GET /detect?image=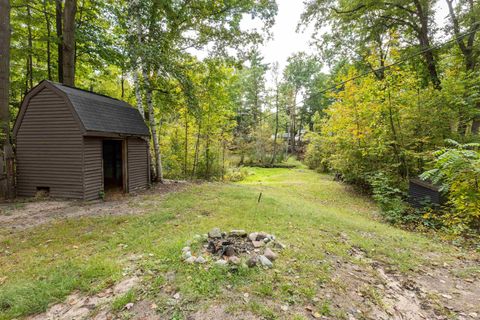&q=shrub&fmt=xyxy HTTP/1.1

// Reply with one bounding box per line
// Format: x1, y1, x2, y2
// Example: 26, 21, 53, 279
369, 172, 408, 224
223, 166, 250, 182
420, 139, 480, 235
304, 132, 328, 172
